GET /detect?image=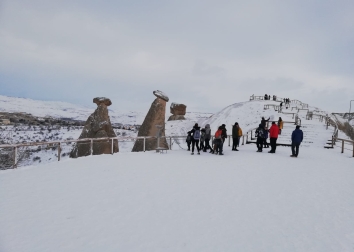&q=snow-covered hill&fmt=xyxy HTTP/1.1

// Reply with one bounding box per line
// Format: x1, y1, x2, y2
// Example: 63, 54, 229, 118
0, 95, 144, 125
